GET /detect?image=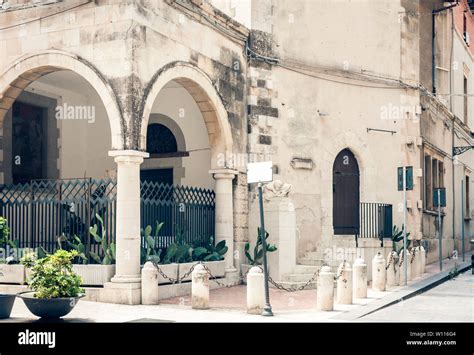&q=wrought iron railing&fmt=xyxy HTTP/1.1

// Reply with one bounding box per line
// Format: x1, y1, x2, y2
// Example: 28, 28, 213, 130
358, 202, 393, 246
0, 178, 215, 257
140, 181, 215, 249
0, 178, 117, 255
